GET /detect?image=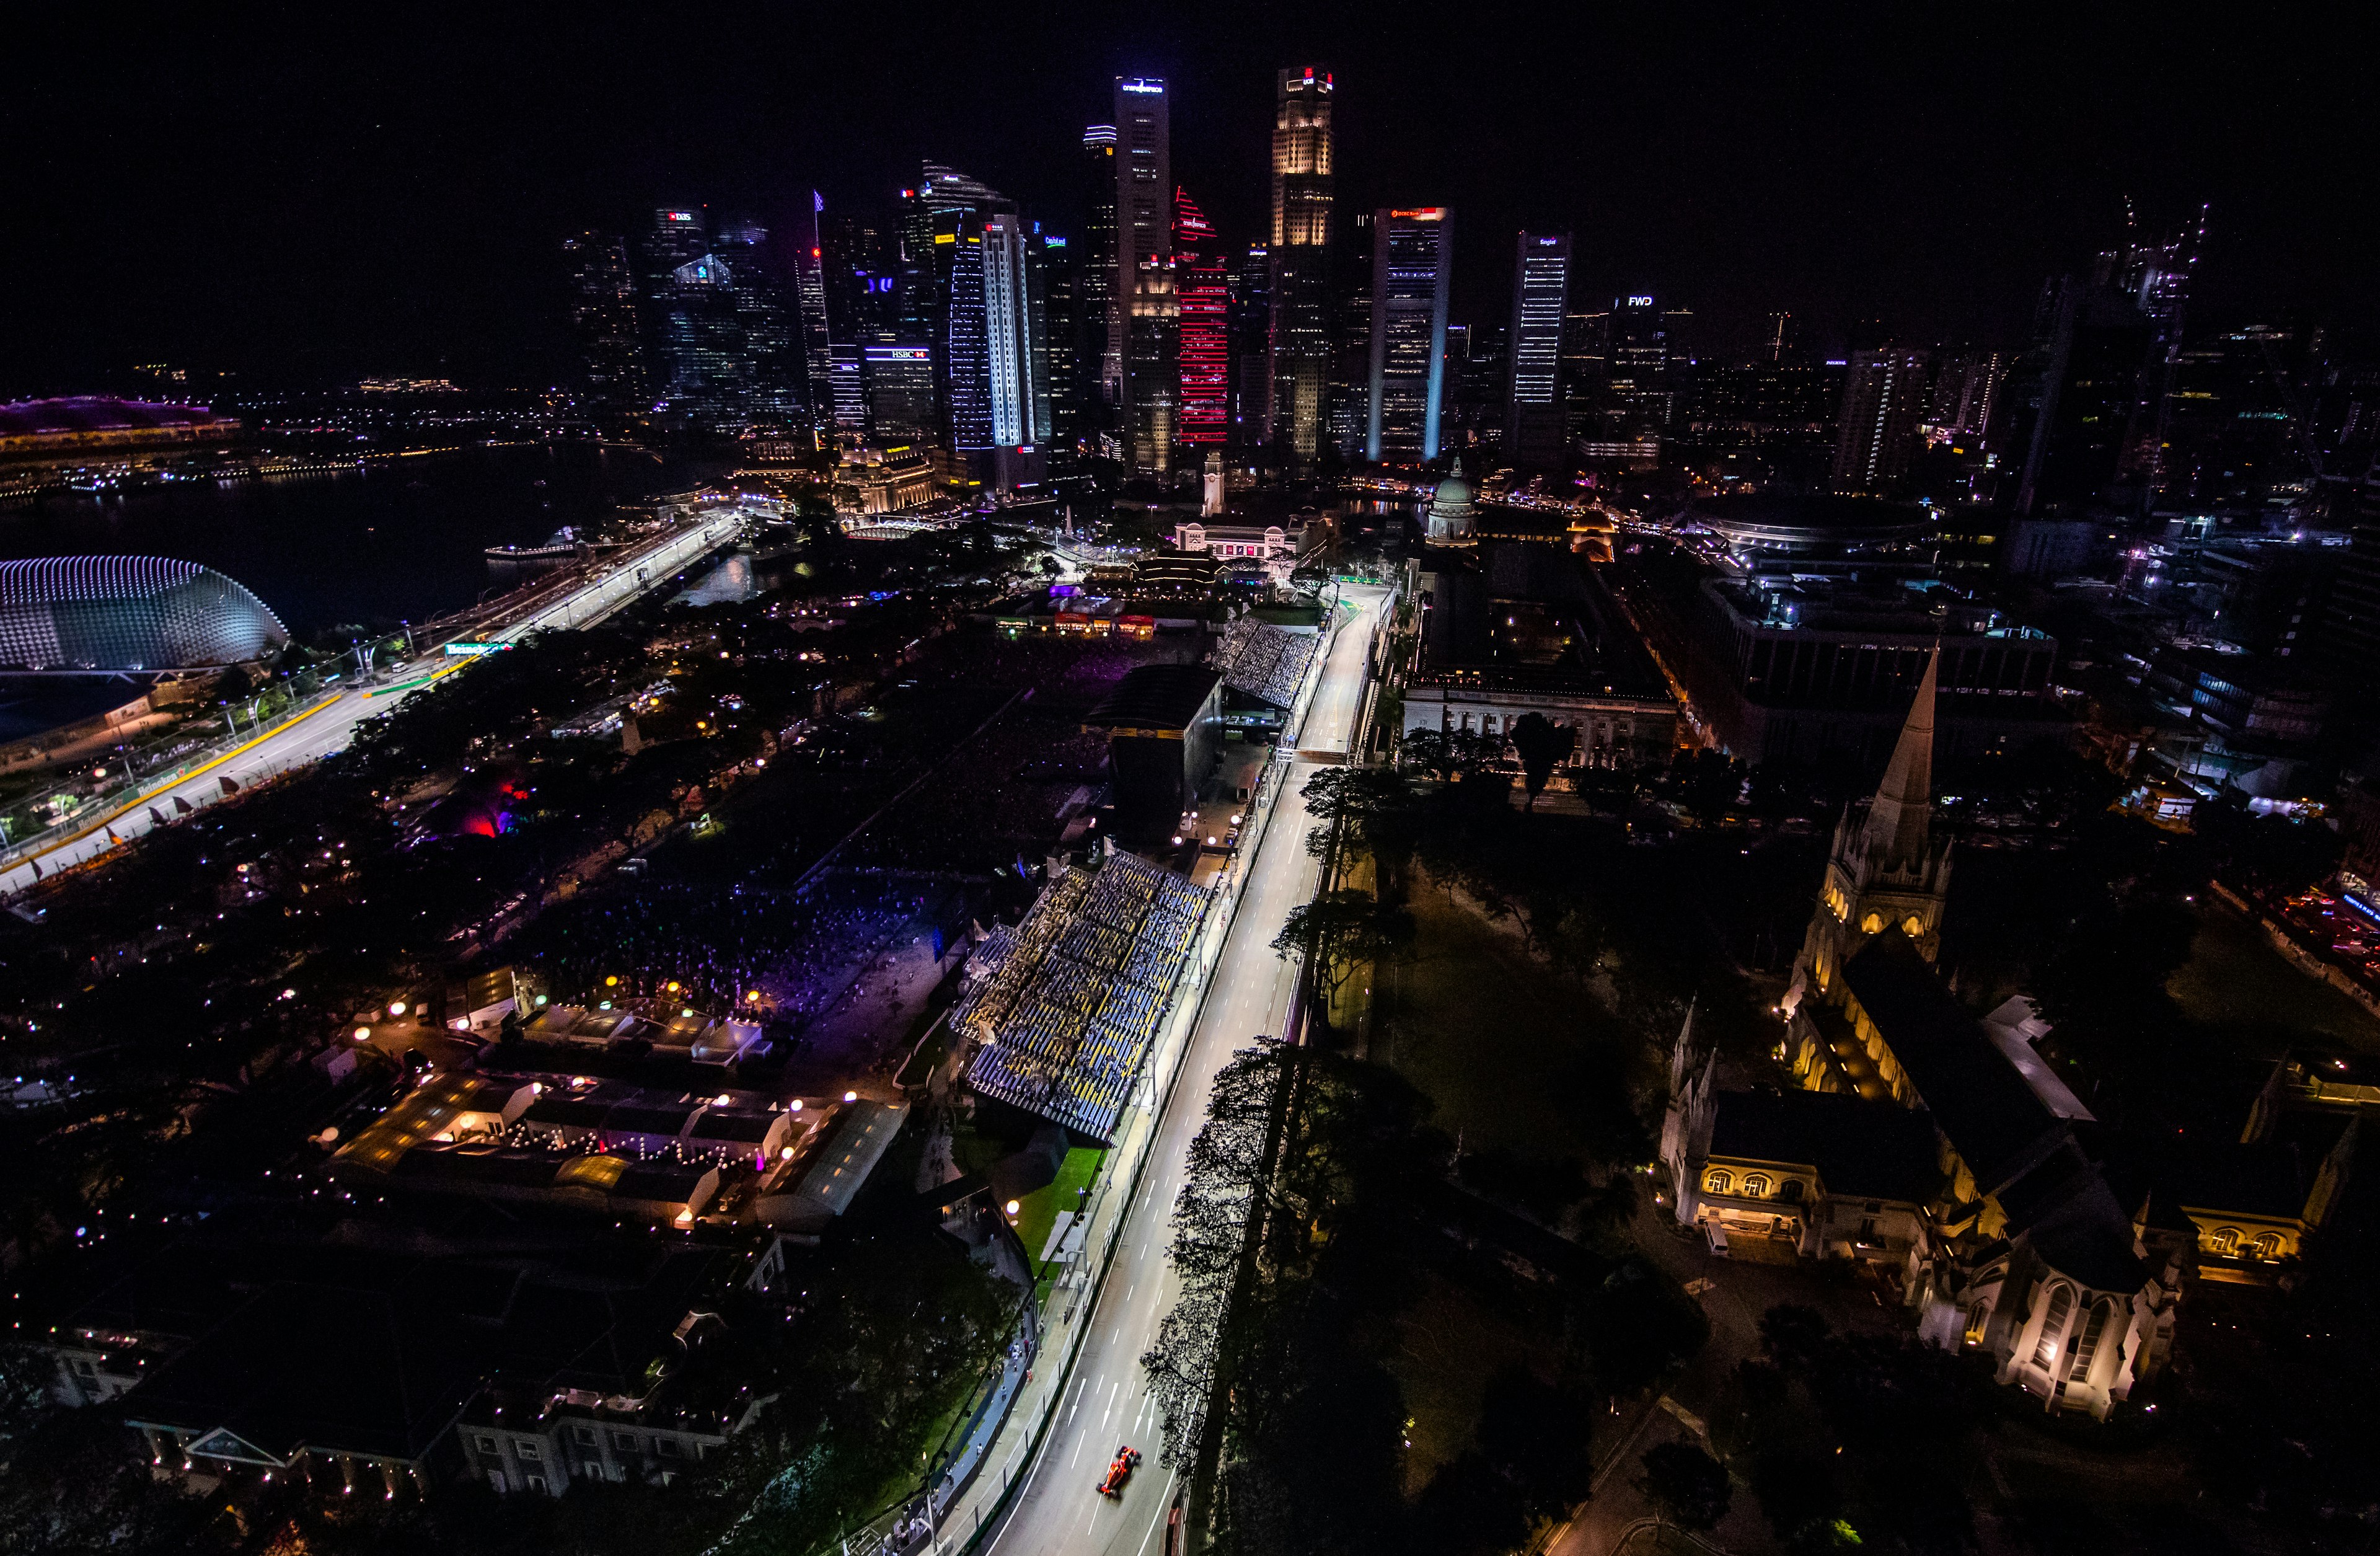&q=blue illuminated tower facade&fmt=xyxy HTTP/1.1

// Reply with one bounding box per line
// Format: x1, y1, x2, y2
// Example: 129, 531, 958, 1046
1366, 207, 1452, 463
